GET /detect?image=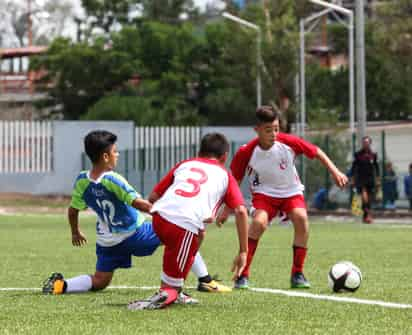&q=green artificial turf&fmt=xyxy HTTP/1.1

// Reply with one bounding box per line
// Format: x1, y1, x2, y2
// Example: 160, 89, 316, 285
0, 213, 411, 335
